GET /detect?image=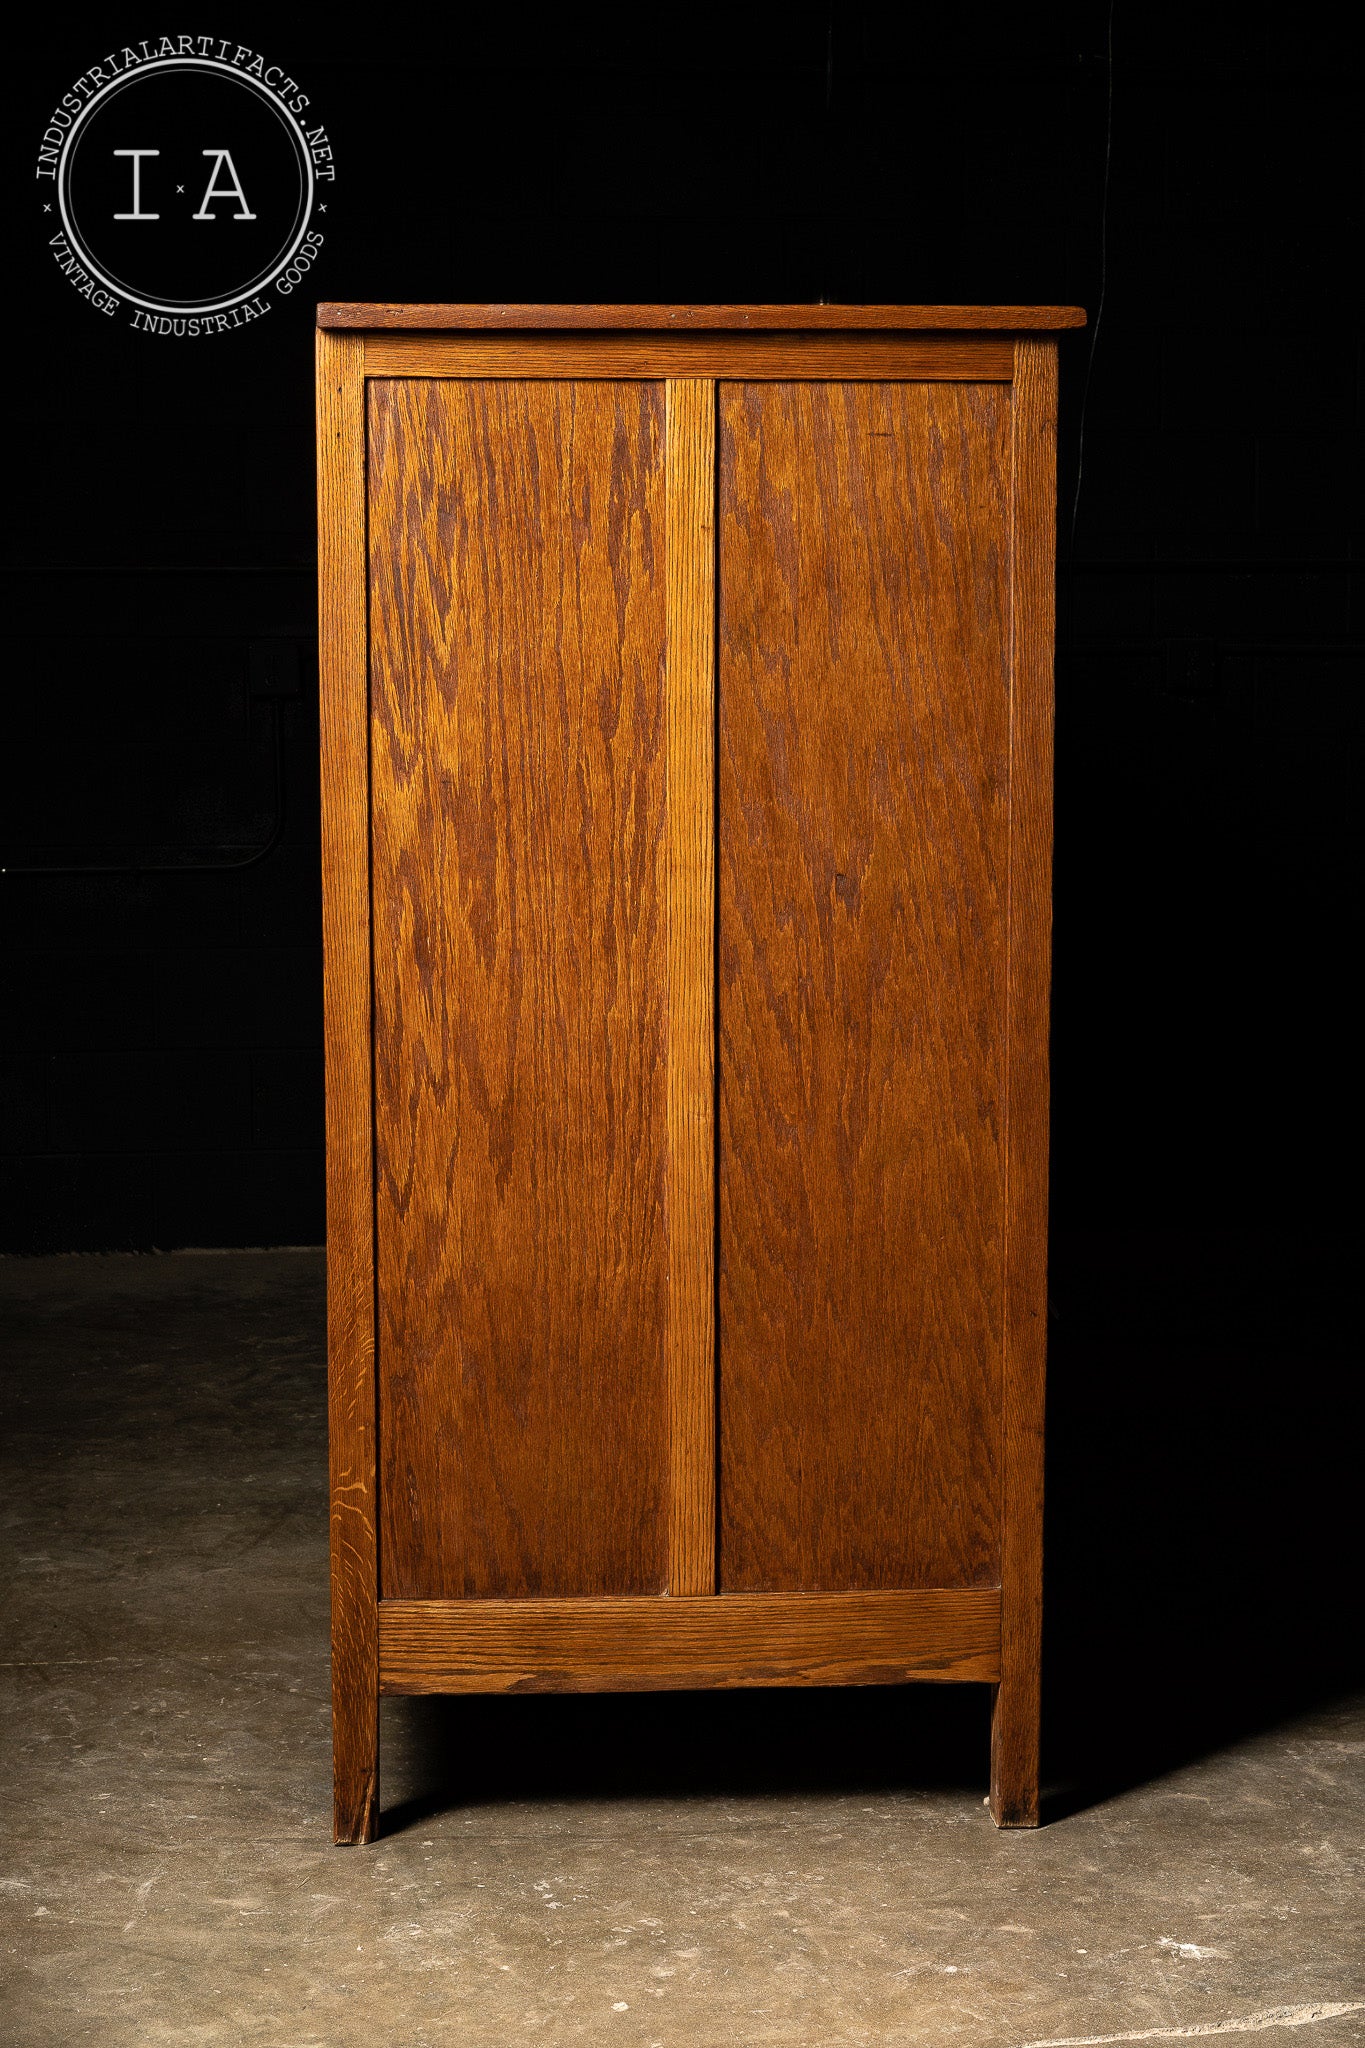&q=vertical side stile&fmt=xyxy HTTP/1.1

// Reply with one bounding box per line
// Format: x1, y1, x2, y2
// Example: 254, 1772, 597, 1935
318, 329, 379, 1843
665, 378, 718, 1597
991, 337, 1058, 1827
